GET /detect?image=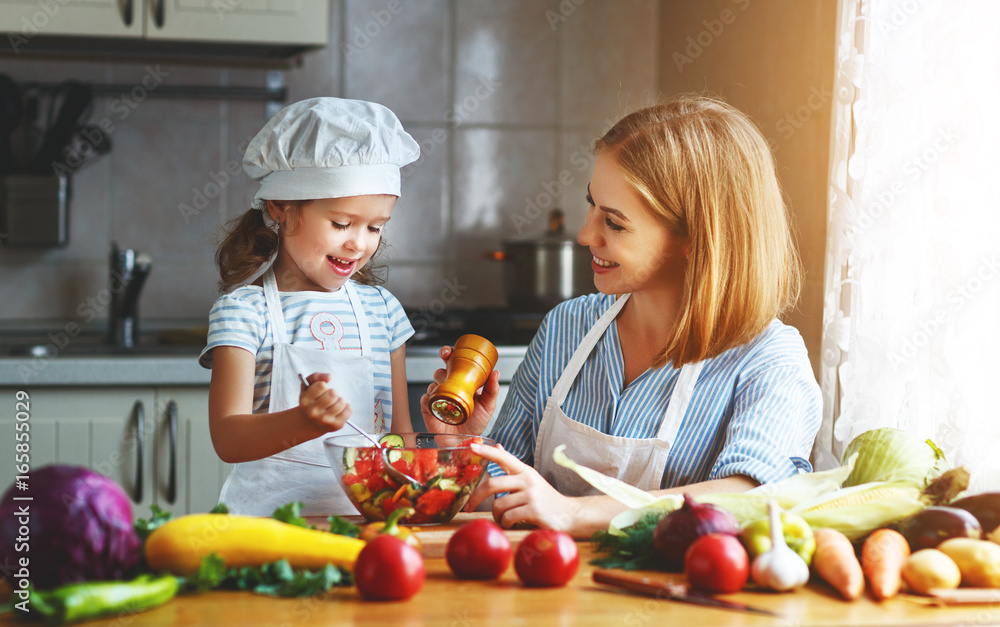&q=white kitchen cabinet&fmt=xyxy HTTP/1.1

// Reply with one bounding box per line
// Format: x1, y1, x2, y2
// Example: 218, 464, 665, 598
0, 0, 142, 39
146, 0, 328, 46
0, 386, 229, 517
0, 0, 328, 47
